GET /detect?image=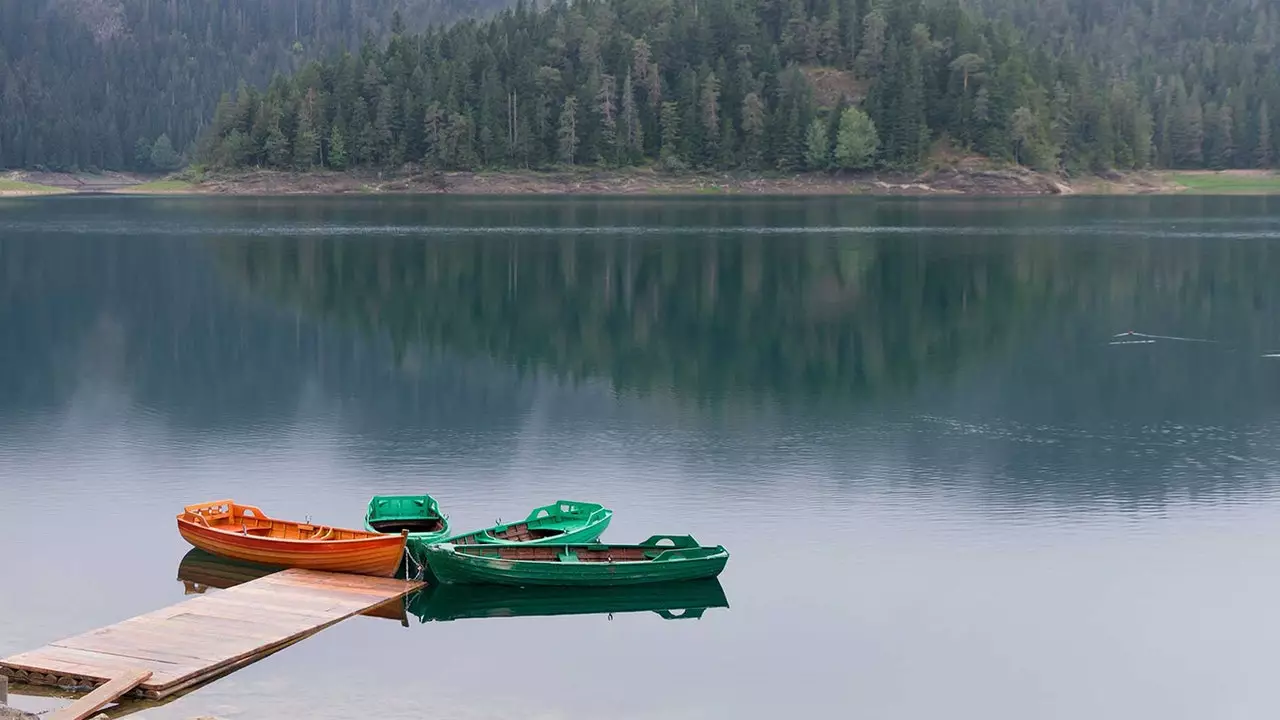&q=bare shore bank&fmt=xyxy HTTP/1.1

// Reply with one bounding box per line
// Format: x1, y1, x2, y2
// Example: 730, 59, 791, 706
5, 166, 1280, 198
